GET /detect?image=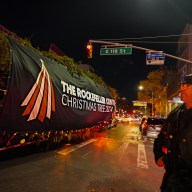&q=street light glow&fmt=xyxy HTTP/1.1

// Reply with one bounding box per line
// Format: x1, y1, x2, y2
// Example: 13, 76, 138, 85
138, 85, 144, 90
